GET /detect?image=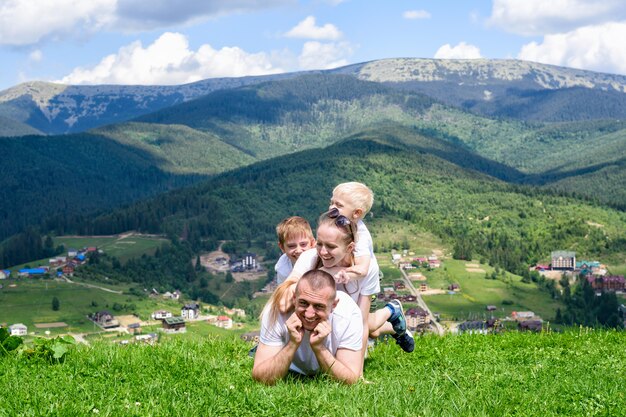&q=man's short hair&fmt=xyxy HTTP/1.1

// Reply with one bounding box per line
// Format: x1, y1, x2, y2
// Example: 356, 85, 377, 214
276, 216, 314, 246
333, 182, 374, 216
296, 270, 336, 299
